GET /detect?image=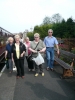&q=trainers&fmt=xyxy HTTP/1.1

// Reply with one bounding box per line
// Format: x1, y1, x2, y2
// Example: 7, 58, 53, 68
32, 69, 35, 71
35, 73, 38, 77
46, 67, 49, 71
29, 69, 31, 71
42, 73, 44, 76
50, 68, 54, 71
21, 76, 25, 79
